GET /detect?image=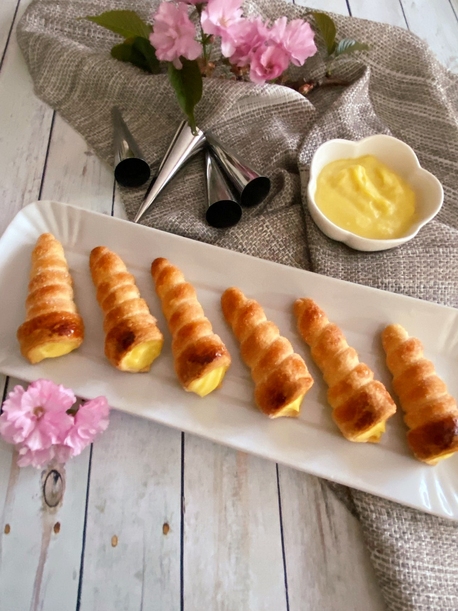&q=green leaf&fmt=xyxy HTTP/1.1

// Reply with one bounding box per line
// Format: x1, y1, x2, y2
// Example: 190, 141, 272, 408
132, 37, 160, 73
86, 10, 151, 39
312, 12, 337, 56
168, 59, 203, 132
334, 39, 370, 57
111, 37, 160, 74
